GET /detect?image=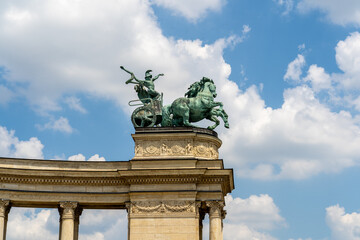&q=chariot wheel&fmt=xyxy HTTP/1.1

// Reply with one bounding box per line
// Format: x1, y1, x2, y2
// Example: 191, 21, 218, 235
131, 106, 156, 127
